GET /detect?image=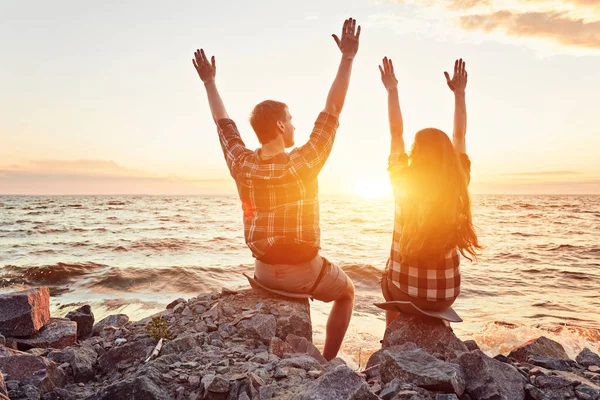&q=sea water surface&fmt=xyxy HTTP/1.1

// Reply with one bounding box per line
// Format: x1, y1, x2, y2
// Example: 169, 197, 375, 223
1, 195, 599, 365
